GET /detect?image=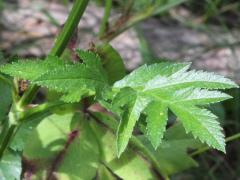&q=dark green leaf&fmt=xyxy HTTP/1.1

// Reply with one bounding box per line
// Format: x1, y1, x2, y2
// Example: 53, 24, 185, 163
96, 43, 126, 84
